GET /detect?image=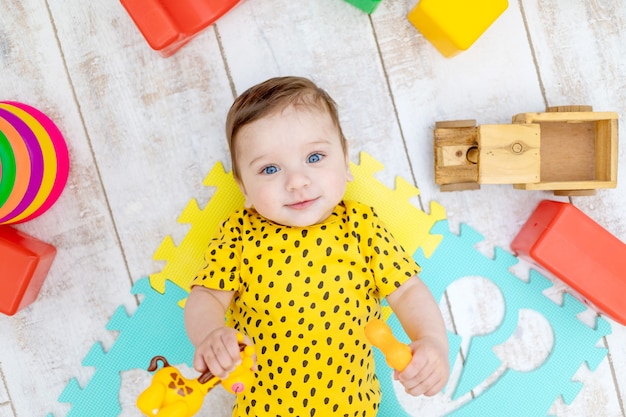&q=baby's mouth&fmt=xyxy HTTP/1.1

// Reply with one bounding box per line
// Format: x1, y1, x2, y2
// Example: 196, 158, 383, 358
287, 198, 318, 210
